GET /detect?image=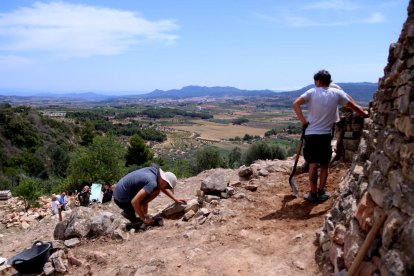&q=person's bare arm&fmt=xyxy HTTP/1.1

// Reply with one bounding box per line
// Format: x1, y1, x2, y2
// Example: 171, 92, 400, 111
131, 189, 151, 222
292, 97, 309, 128
345, 100, 369, 118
